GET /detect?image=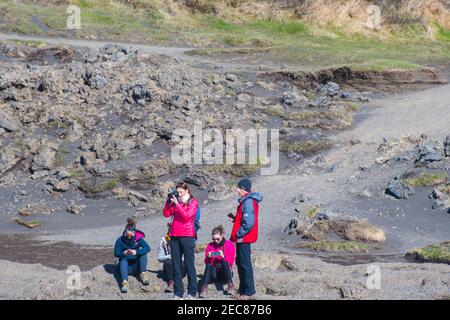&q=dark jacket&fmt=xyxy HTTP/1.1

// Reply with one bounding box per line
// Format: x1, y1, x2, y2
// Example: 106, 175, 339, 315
114, 234, 150, 261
